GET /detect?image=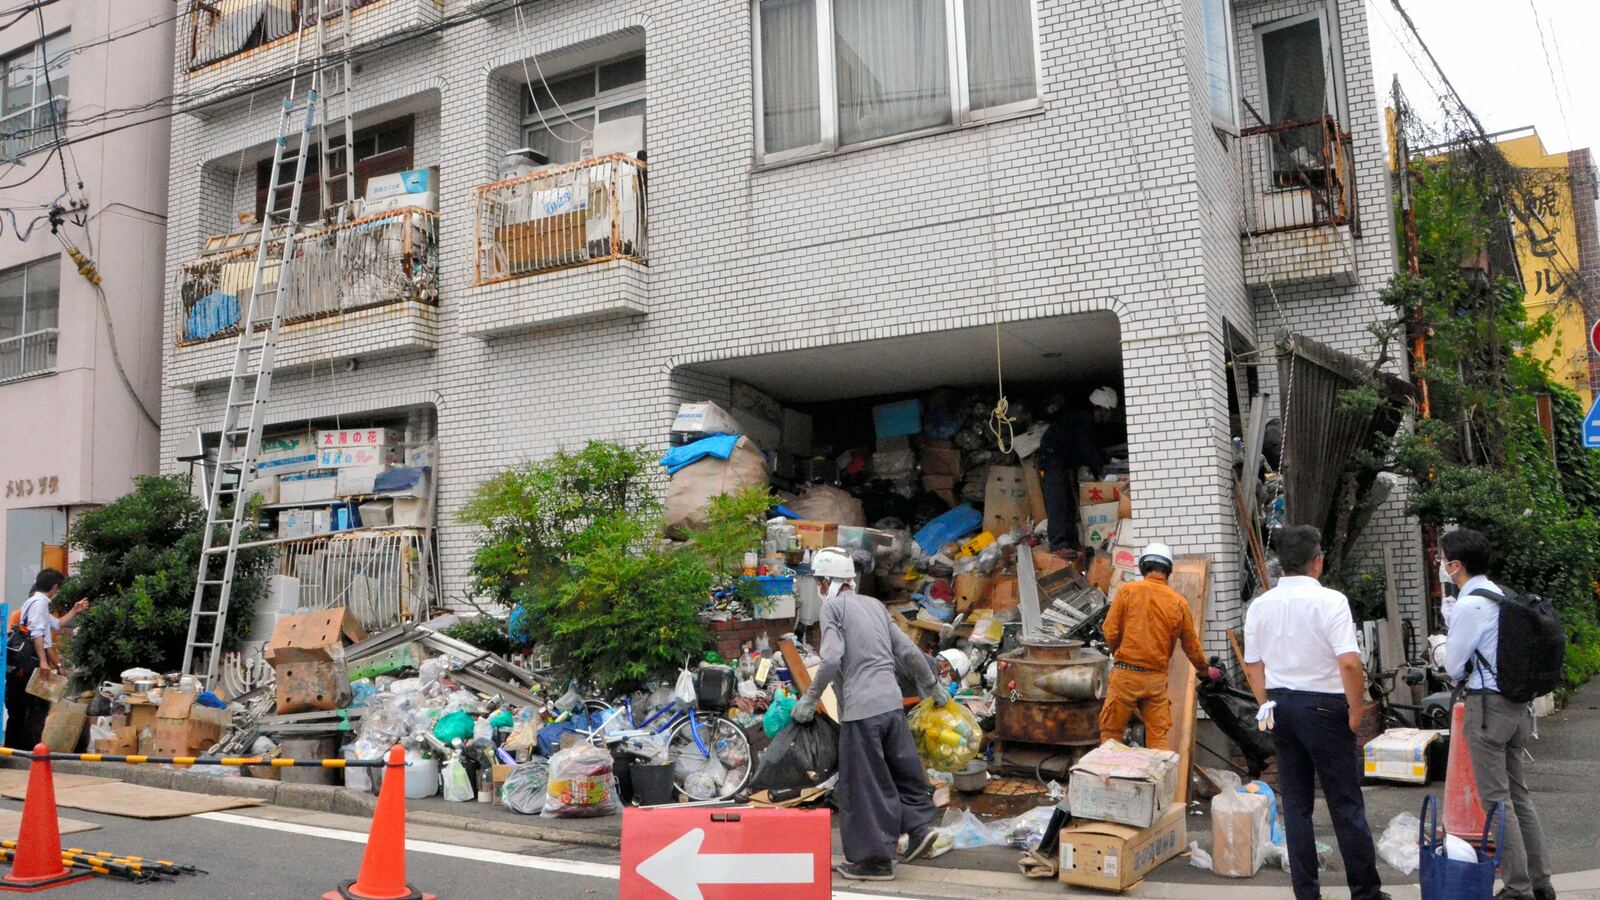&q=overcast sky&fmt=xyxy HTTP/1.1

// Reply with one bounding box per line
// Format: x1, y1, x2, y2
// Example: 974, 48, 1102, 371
1367, 0, 1597, 157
